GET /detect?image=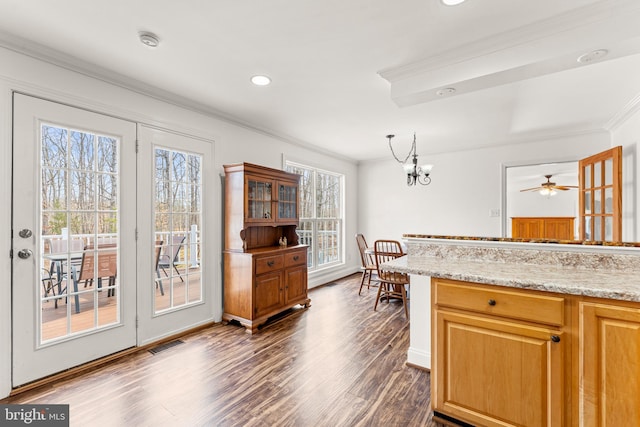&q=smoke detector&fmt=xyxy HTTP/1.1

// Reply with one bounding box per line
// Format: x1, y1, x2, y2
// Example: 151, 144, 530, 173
139, 32, 160, 48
